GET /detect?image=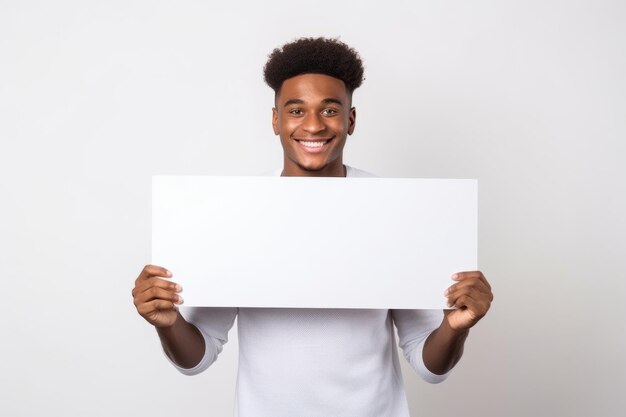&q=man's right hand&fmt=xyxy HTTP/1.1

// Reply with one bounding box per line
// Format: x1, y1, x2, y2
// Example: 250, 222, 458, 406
132, 264, 183, 328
